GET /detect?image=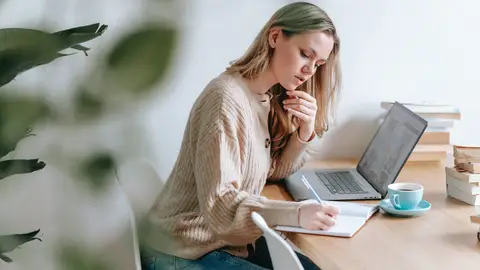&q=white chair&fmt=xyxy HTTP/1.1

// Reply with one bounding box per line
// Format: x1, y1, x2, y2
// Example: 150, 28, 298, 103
251, 212, 305, 270
114, 158, 165, 270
